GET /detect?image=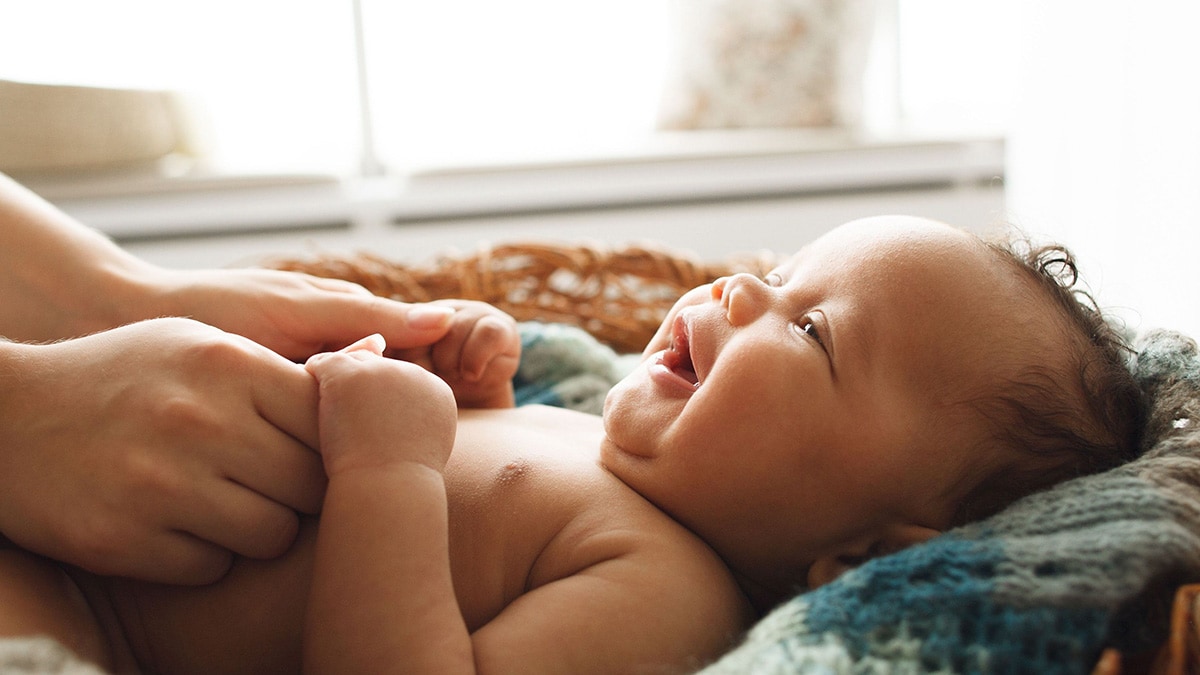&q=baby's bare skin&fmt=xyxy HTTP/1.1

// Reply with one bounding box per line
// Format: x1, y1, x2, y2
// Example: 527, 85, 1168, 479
1, 215, 1086, 672
73, 405, 750, 674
